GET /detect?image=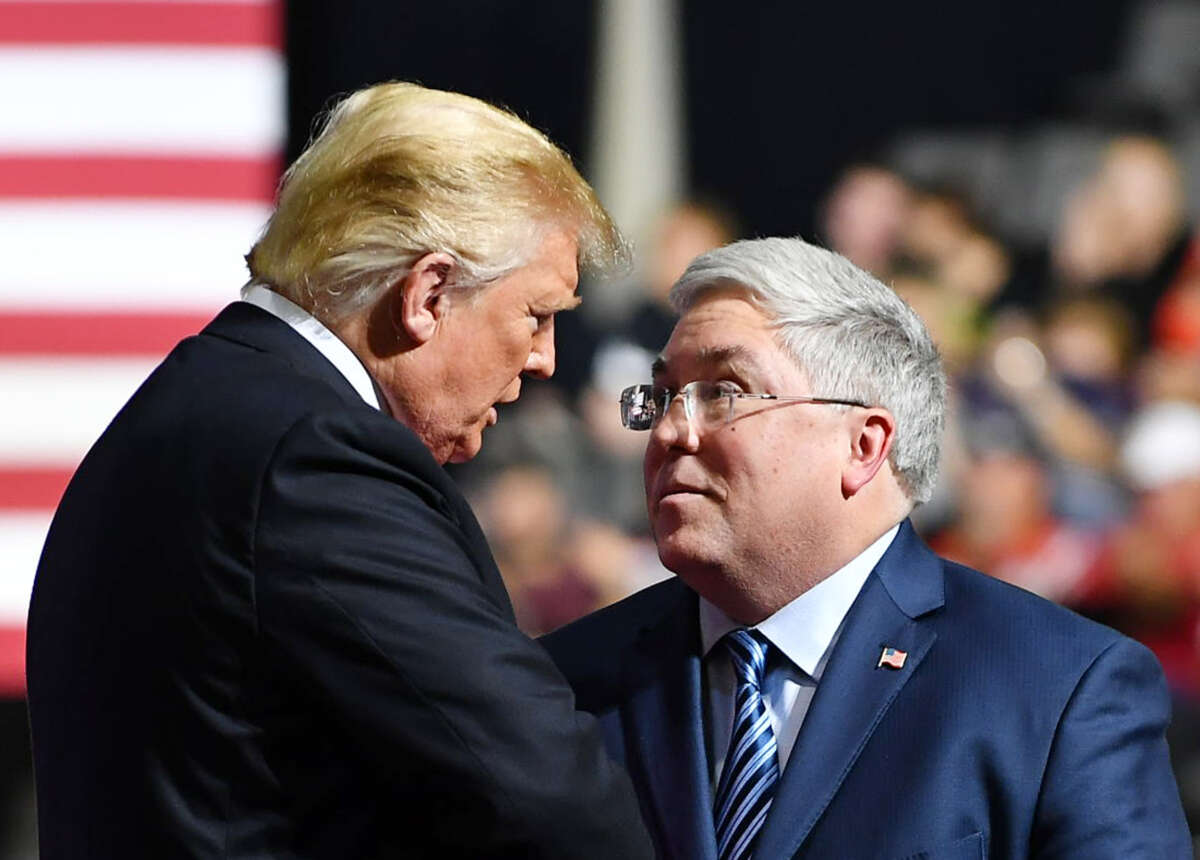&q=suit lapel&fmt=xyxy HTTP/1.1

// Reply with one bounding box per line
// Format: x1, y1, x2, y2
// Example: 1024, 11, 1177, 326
623, 582, 719, 860
755, 522, 944, 859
